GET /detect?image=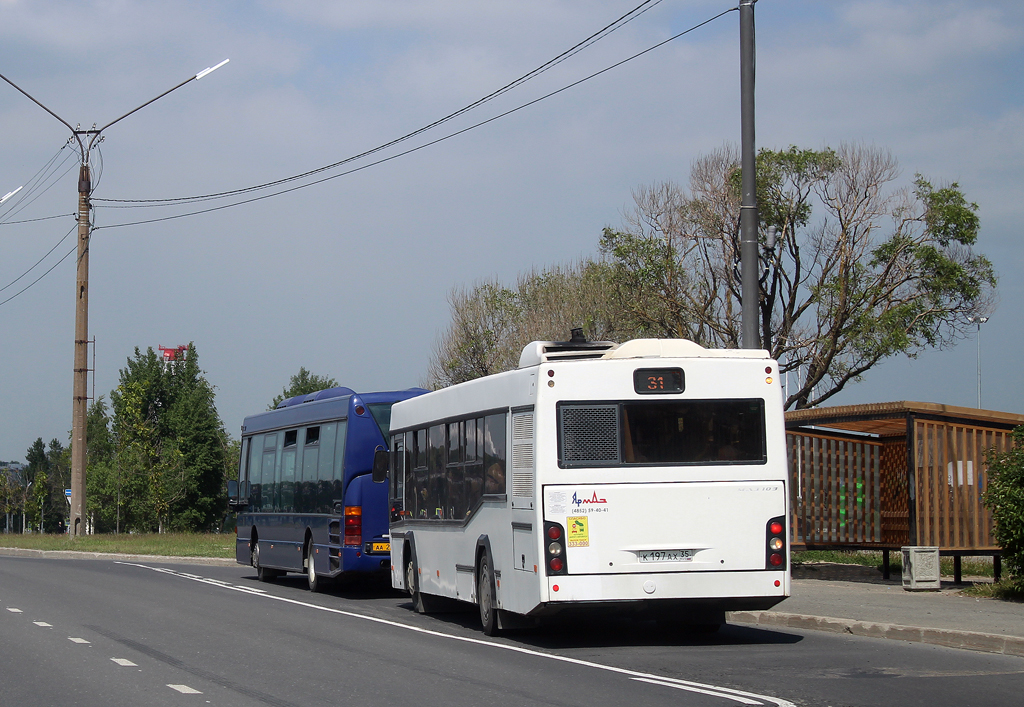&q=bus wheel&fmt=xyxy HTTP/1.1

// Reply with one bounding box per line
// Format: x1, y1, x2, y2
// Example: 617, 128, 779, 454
406, 557, 430, 613
253, 542, 277, 583
477, 557, 499, 636
306, 541, 321, 593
